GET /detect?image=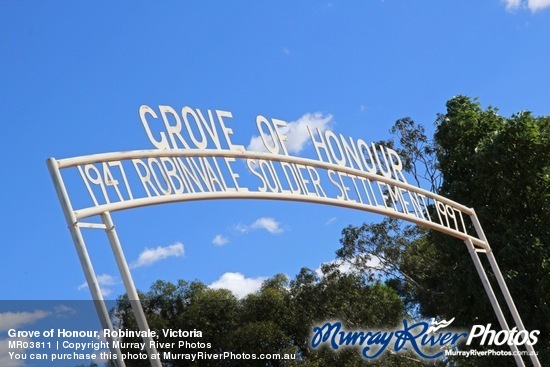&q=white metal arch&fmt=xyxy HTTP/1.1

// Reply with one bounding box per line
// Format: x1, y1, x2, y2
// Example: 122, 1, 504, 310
47, 150, 540, 367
